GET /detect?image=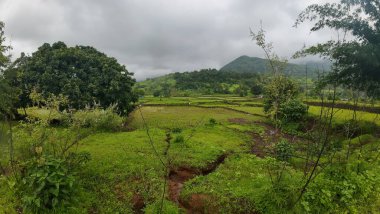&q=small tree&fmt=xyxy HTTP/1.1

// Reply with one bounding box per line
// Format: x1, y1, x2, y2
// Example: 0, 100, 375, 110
251, 81, 264, 96
263, 75, 299, 120
251, 24, 300, 122
160, 82, 171, 97
153, 90, 161, 97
